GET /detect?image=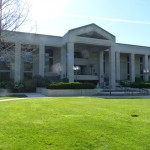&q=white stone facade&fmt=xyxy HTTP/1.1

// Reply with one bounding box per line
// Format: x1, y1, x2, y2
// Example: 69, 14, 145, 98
1, 23, 150, 89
